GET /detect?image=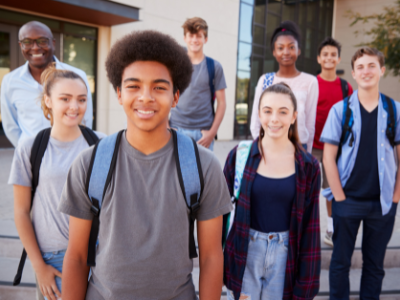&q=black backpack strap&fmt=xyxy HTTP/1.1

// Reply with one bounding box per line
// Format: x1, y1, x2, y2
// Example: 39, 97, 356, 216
79, 125, 100, 146
13, 128, 51, 286
336, 97, 354, 162
85, 130, 123, 267
381, 94, 396, 147
340, 78, 349, 99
